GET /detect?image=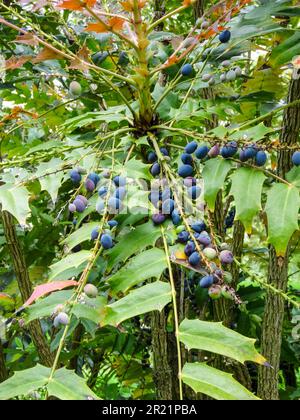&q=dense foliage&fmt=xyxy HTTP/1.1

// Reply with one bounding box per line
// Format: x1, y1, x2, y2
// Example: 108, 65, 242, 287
0, 0, 299, 401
